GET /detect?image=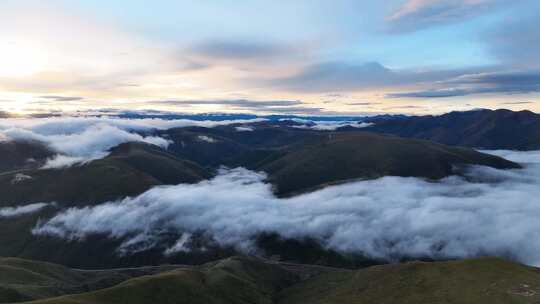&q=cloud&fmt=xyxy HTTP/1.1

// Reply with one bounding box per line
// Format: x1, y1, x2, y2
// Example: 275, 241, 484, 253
484, 10, 540, 67
33, 151, 540, 266
39, 95, 84, 102
499, 101, 534, 105
235, 126, 254, 132
190, 41, 289, 61
388, 70, 540, 98
346, 102, 382, 106
268, 61, 486, 93
292, 121, 374, 131
0, 116, 265, 168
155, 99, 303, 108
387, 0, 503, 32
0, 203, 52, 218
387, 89, 468, 98
151, 99, 326, 114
